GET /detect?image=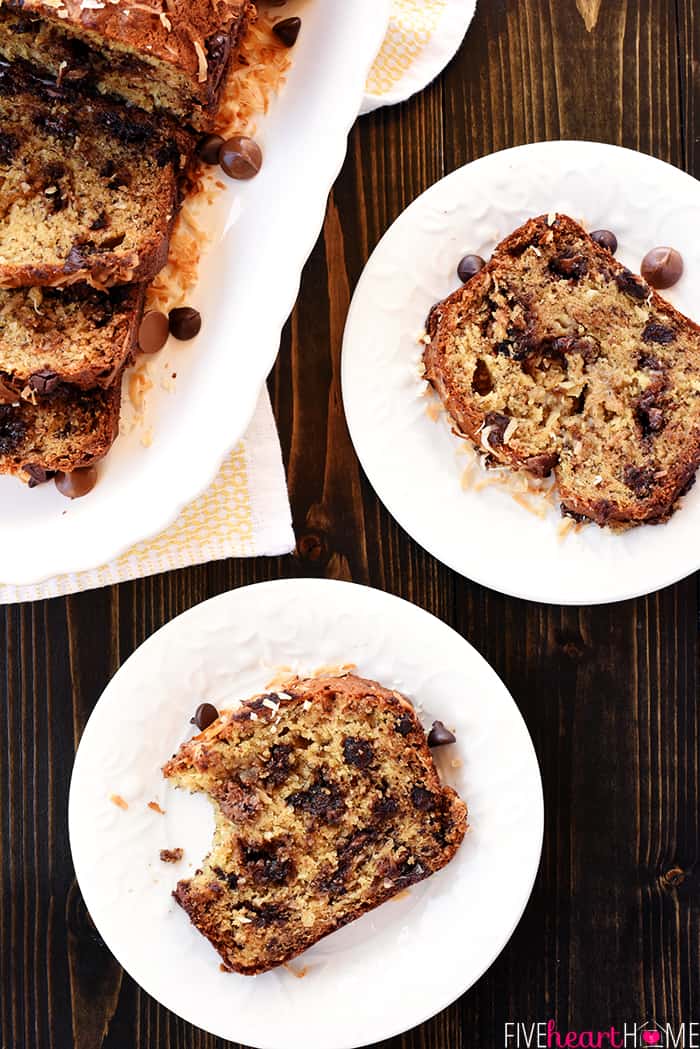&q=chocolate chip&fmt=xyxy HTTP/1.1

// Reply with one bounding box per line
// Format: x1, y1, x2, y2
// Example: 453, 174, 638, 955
190, 702, 218, 730
410, 785, 435, 811
242, 842, 294, 886
427, 720, 456, 747
215, 782, 259, 822
642, 322, 675, 345
590, 229, 618, 254
549, 251, 588, 280
550, 335, 600, 363
524, 452, 559, 477
206, 30, 229, 64
63, 245, 87, 275
29, 370, 59, 395
395, 714, 414, 736
637, 352, 663, 371
219, 135, 262, 180
483, 411, 511, 446
272, 16, 301, 46
0, 407, 26, 454
54, 466, 98, 499
23, 463, 54, 488
197, 133, 224, 165
614, 268, 648, 300
457, 254, 485, 283
641, 246, 683, 290
623, 464, 657, 497
264, 743, 294, 786
138, 310, 169, 354
342, 736, 374, 770
168, 306, 201, 341
90, 211, 109, 231
286, 770, 346, 823
372, 794, 398, 818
